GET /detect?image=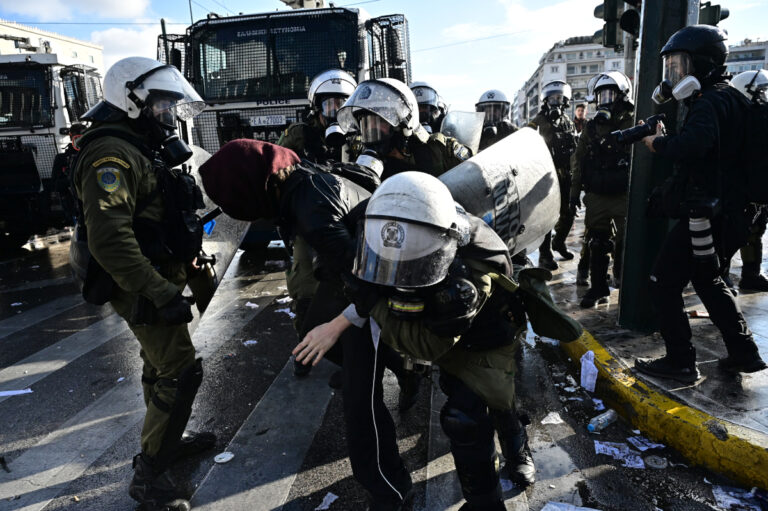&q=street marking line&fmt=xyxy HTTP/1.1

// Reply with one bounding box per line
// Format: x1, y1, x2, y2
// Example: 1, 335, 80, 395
560, 330, 768, 490
190, 358, 336, 510
0, 294, 83, 340
0, 273, 284, 510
